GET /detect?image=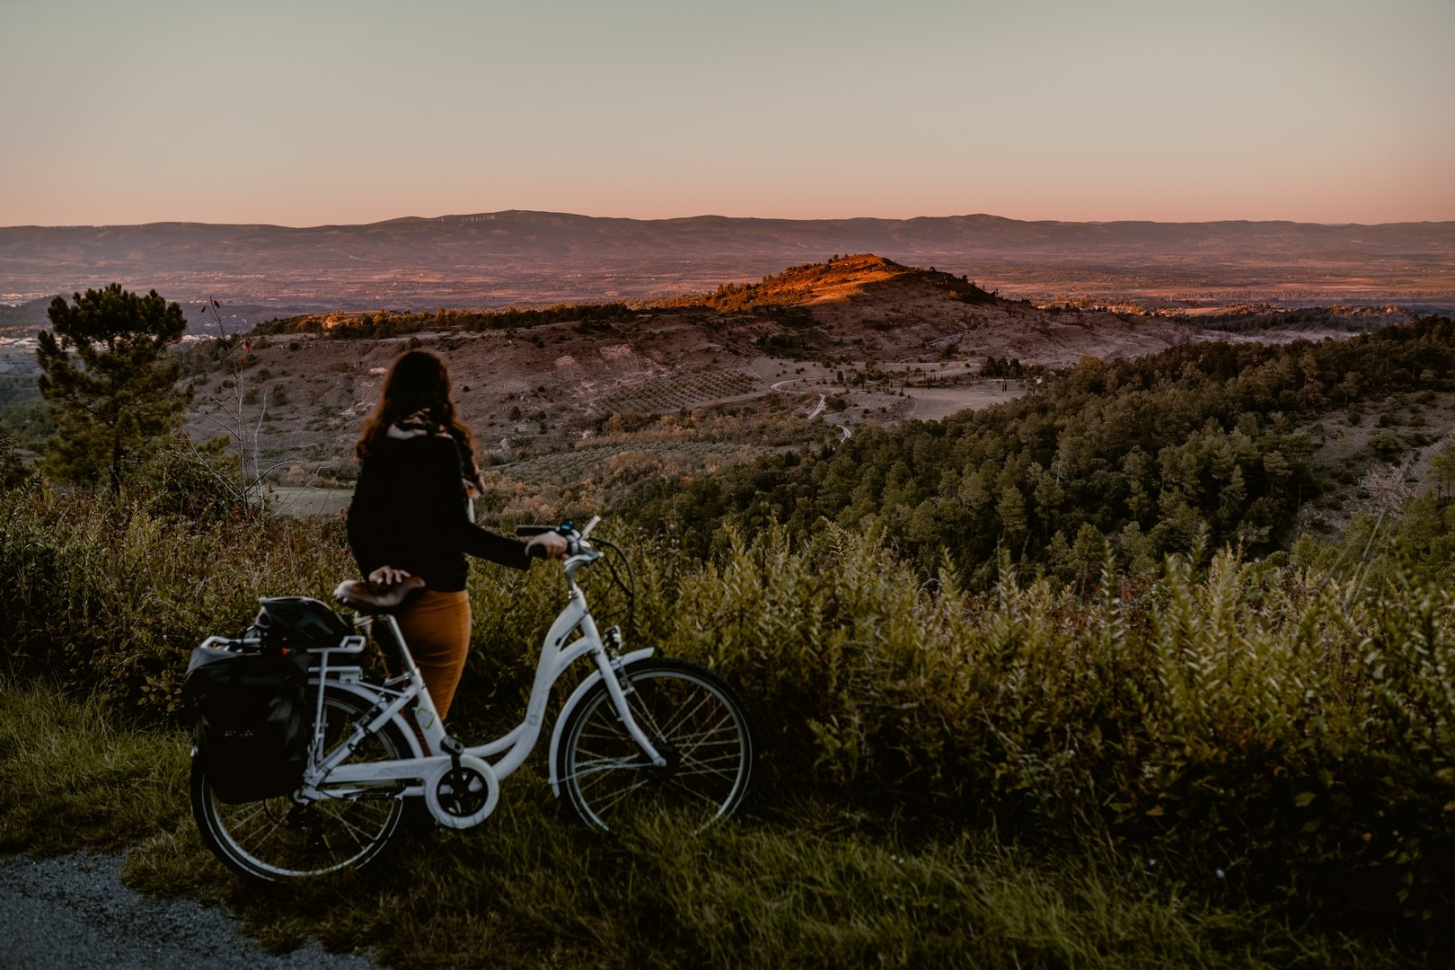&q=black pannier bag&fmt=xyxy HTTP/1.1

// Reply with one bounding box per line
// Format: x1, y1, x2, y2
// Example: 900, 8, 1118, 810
183, 597, 353, 804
